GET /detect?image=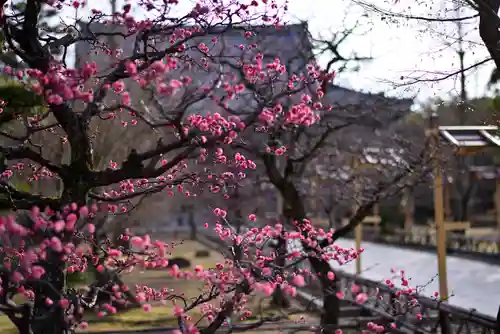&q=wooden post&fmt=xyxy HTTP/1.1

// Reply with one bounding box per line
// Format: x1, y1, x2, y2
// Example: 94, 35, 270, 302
330, 208, 336, 229
496, 179, 500, 234
355, 221, 362, 275
373, 203, 381, 234
403, 188, 414, 234
276, 158, 283, 222
311, 178, 317, 214
109, 0, 118, 51
495, 304, 500, 334
429, 114, 449, 301
353, 156, 362, 275
276, 190, 283, 221
444, 178, 452, 221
